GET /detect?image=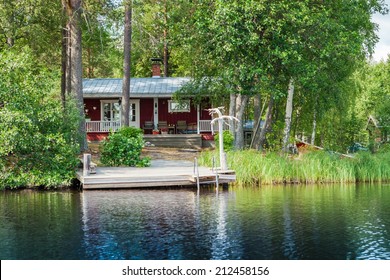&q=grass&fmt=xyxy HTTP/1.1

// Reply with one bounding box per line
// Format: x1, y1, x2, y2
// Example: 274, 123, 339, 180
198, 149, 390, 185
